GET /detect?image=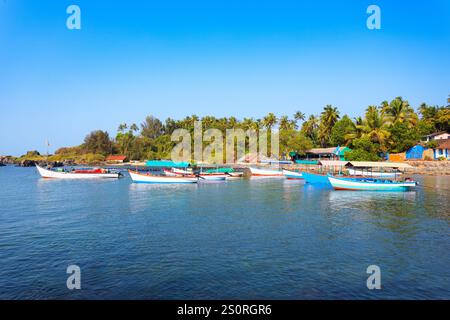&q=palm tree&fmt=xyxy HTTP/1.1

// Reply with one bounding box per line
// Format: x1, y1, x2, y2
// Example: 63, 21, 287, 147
279, 115, 295, 131
318, 105, 340, 146
301, 115, 319, 146
240, 118, 254, 132
344, 117, 363, 145
383, 97, 417, 127
361, 106, 391, 151
117, 123, 128, 134
262, 113, 278, 130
